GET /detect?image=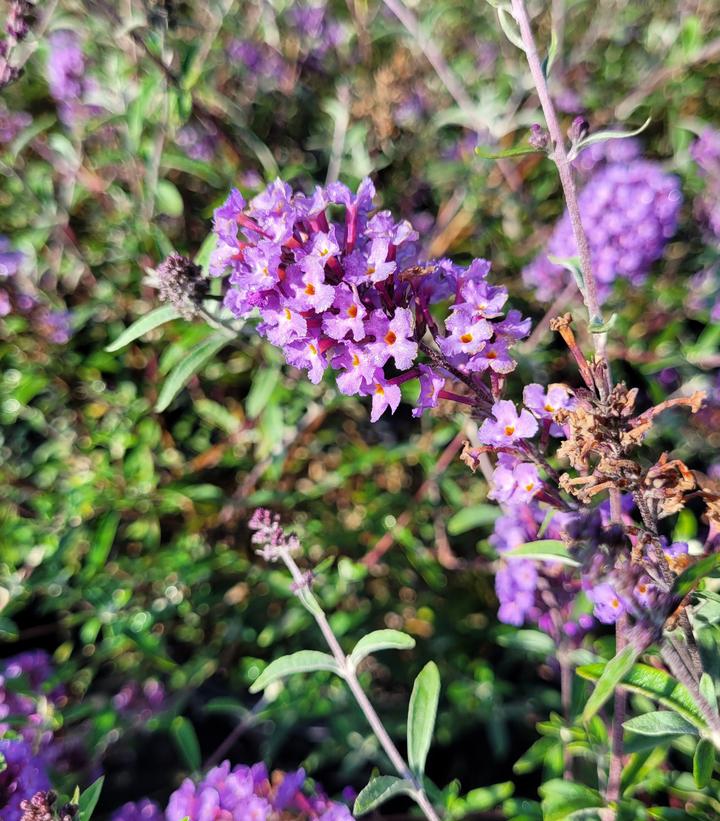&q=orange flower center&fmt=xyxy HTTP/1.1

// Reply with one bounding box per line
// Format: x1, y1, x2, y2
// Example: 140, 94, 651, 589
384, 331, 397, 345
352, 354, 360, 367
366, 265, 376, 276
375, 384, 385, 394
308, 343, 317, 355
305, 283, 316, 296
347, 305, 358, 318
504, 425, 515, 436
544, 403, 555, 412
460, 333, 473, 344
283, 308, 292, 321
487, 350, 497, 359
